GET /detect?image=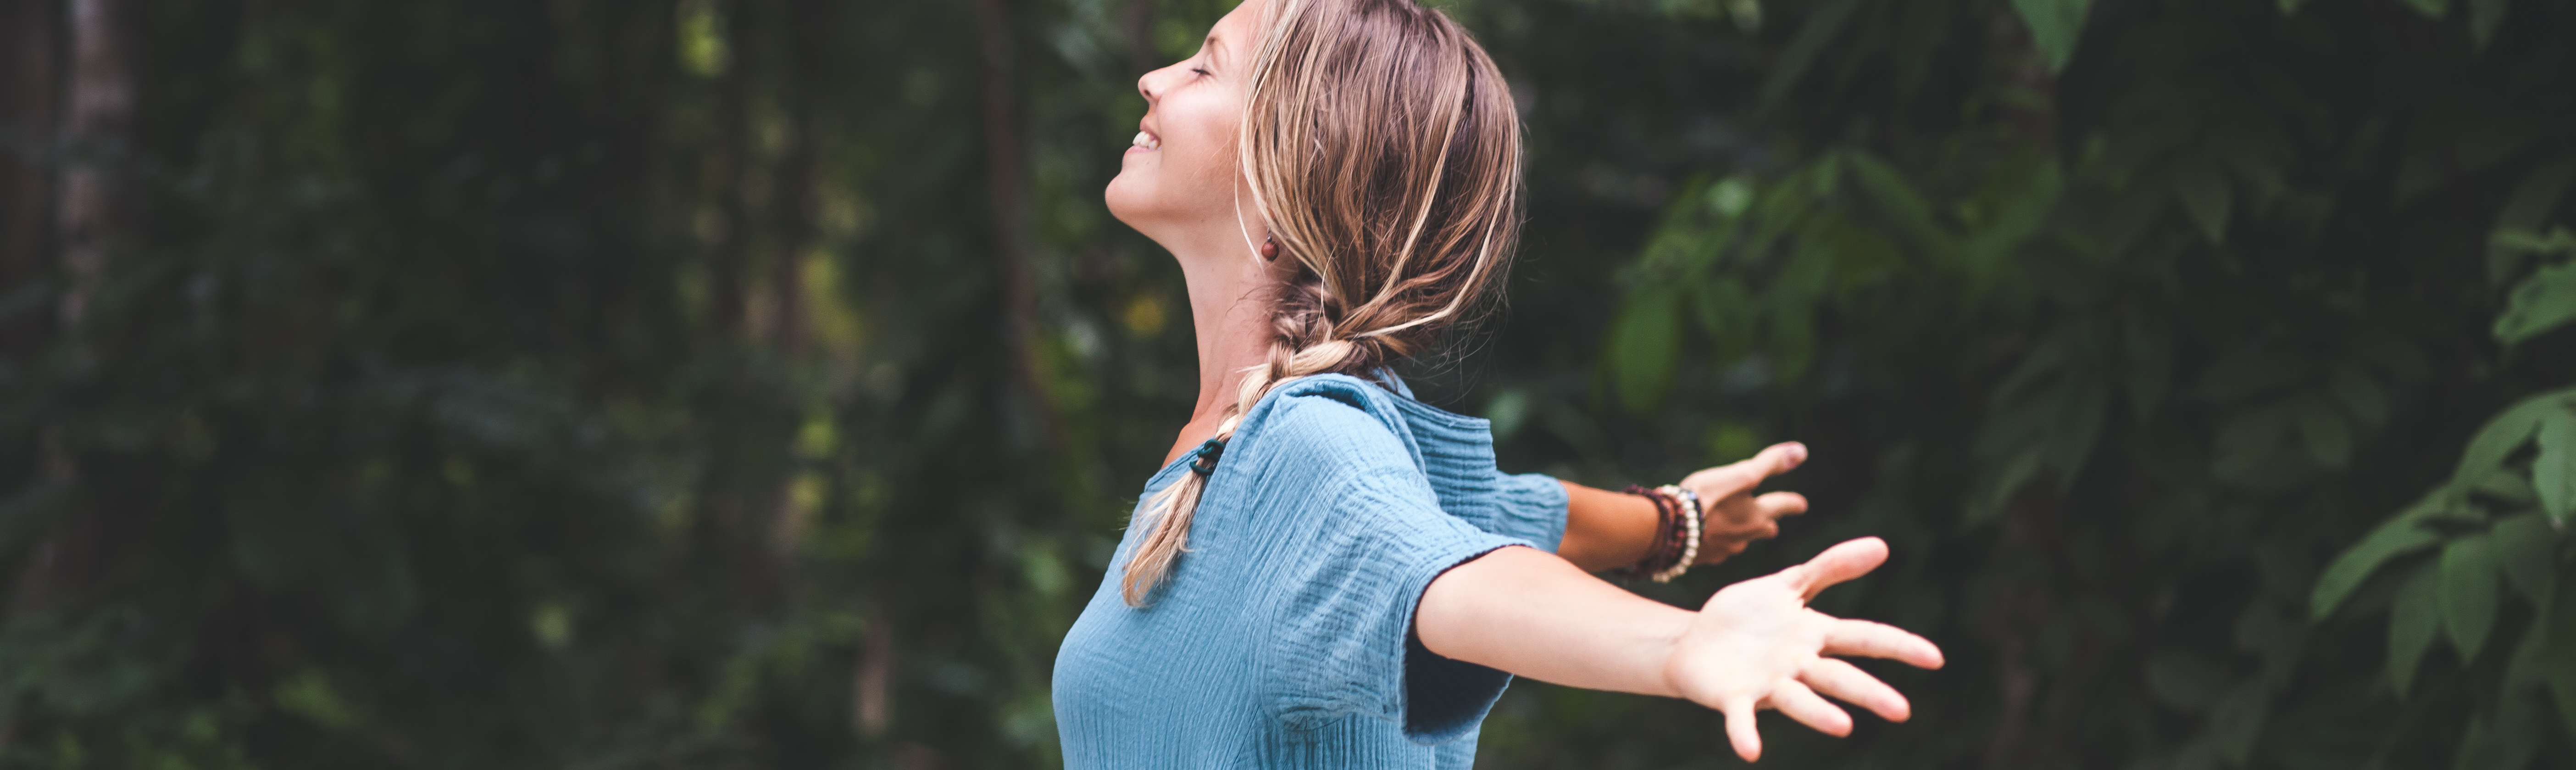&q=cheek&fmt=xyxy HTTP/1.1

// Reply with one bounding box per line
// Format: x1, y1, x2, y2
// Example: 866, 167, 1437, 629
1163, 123, 1243, 207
